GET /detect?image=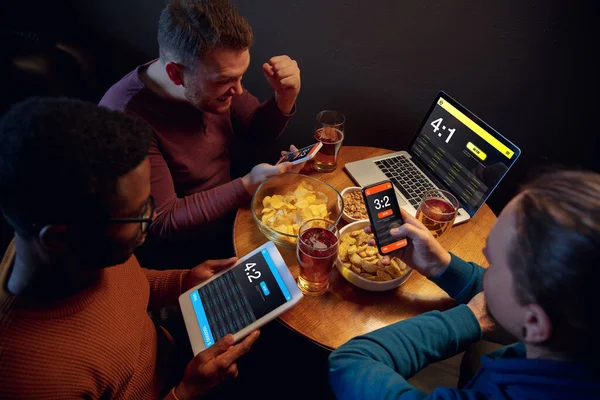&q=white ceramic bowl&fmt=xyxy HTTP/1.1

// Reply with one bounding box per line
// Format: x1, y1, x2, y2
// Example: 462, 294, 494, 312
337, 186, 368, 223
336, 220, 412, 292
